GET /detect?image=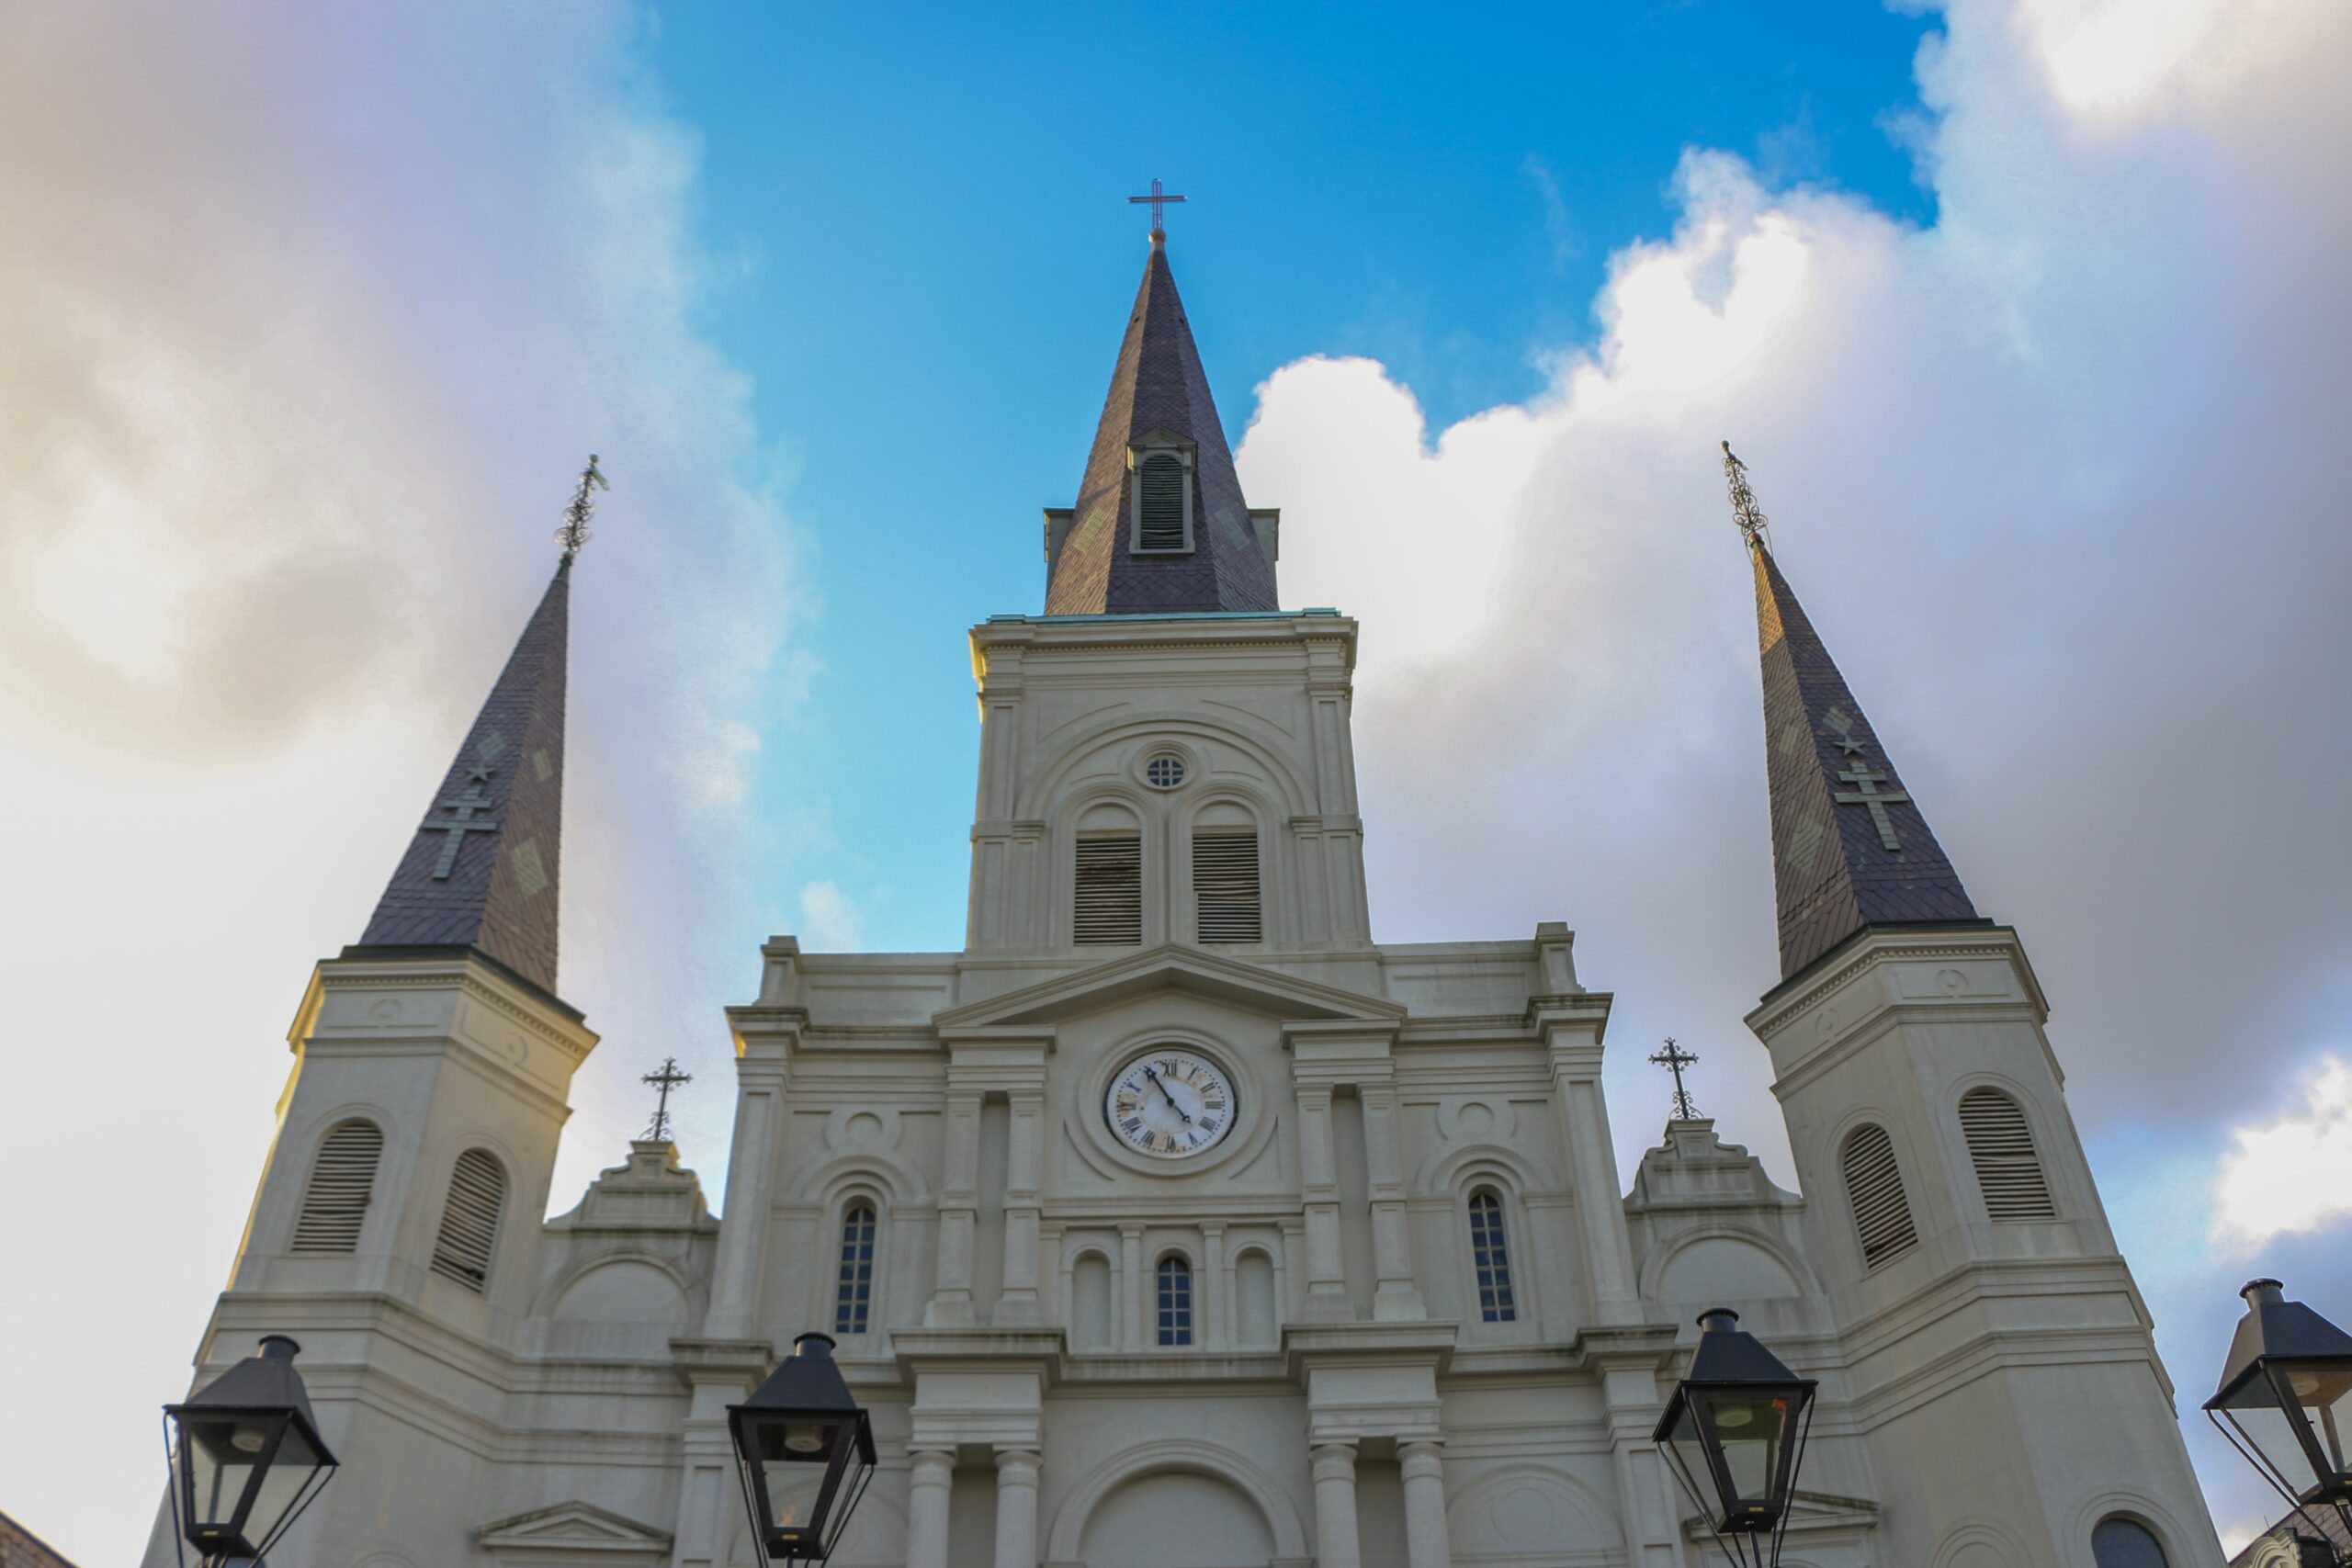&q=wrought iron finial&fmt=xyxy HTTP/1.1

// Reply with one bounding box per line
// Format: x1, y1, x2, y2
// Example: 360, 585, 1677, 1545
1128, 177, 1187, 239
640, 1055, 692, 1143
1649, 1037, 1702, 1122
1721, 440, 1771, 555
557, 454, 609, 562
